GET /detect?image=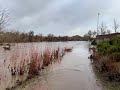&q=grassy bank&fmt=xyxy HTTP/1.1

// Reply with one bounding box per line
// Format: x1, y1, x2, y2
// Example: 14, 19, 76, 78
91, 36, 120, 89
